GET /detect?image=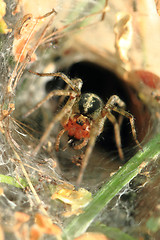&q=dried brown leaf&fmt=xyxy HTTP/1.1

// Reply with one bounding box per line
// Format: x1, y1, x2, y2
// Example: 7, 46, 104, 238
155, 0, 160, 15
114, 12, 132, 68
35, 213, 62, 235
15, 212, 30, 223
29, 225, 43, 240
